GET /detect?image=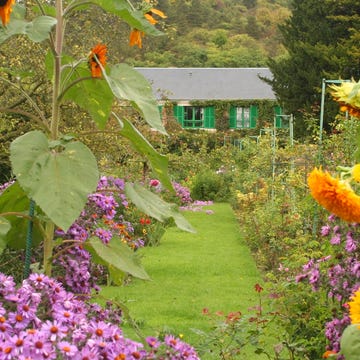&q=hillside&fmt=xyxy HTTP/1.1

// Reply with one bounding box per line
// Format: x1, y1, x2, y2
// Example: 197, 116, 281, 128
125, 0, 291, 67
